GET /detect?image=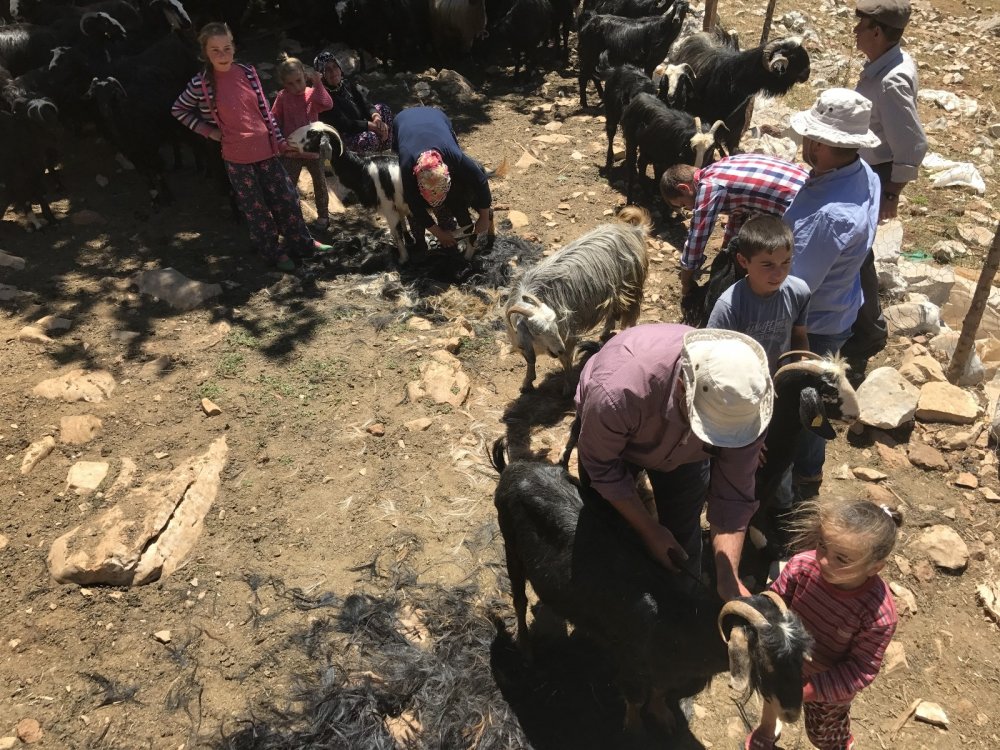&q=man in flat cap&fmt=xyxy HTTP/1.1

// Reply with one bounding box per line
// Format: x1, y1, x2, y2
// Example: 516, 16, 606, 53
841, 0, 928, 383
